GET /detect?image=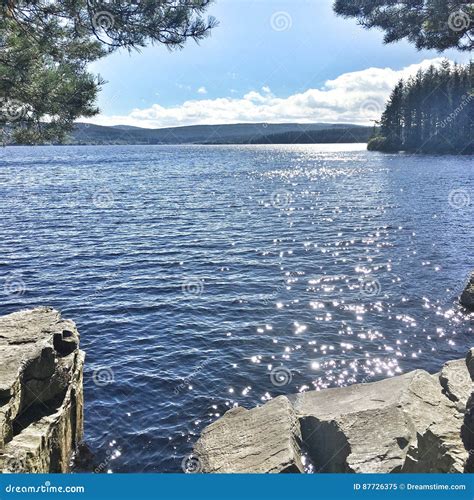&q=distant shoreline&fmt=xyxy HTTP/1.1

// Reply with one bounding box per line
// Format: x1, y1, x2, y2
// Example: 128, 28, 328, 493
5, 122, 371, 147
5, 143, 473, 156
